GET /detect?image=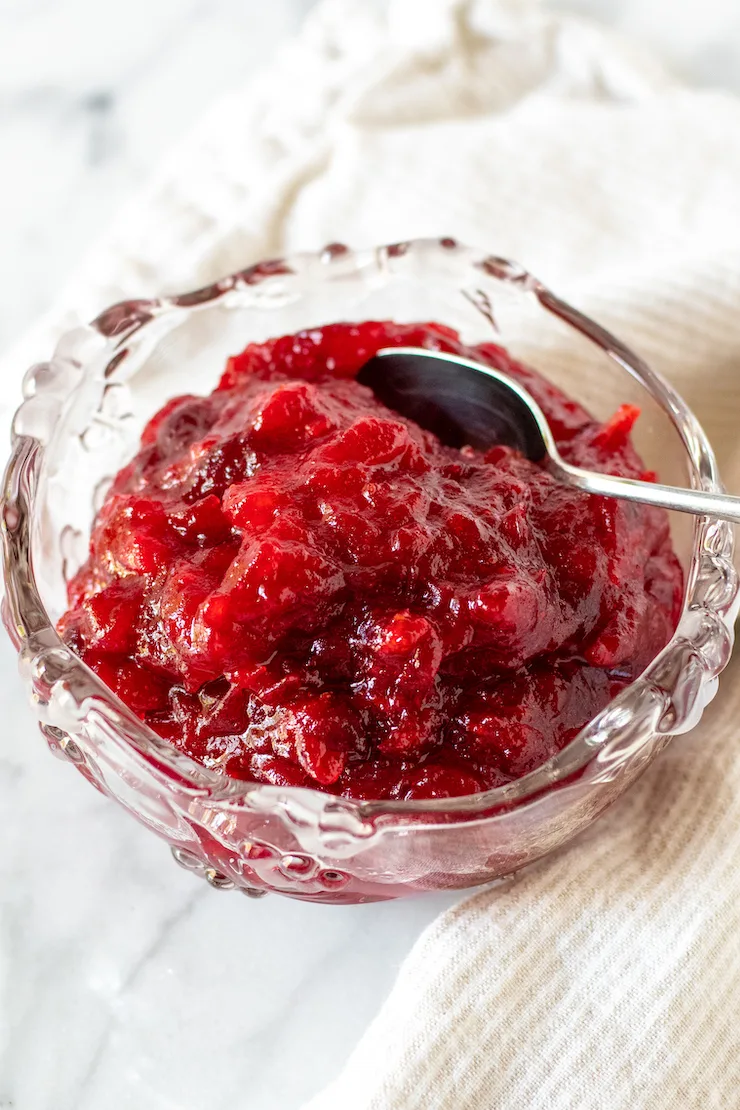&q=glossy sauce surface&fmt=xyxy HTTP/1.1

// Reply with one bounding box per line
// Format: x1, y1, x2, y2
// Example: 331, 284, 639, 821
59, 322, 683, 799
